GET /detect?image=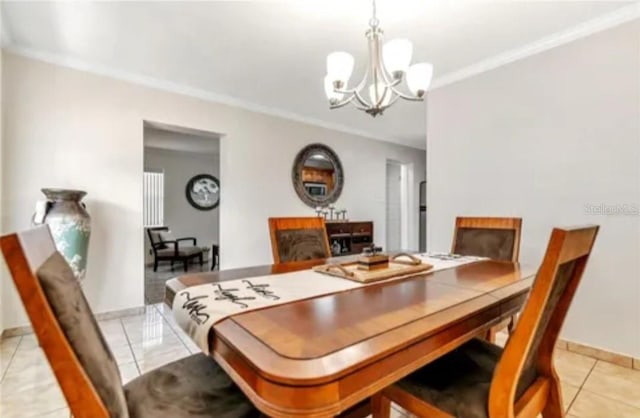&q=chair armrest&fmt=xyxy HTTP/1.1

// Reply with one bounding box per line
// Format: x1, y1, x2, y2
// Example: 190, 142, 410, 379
176, 237, 197, 246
